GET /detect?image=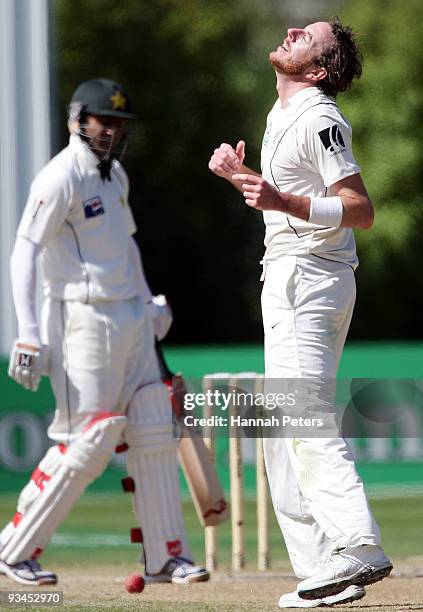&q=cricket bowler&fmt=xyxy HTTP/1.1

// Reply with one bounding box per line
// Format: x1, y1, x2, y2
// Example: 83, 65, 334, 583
209, 18, 392, 608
